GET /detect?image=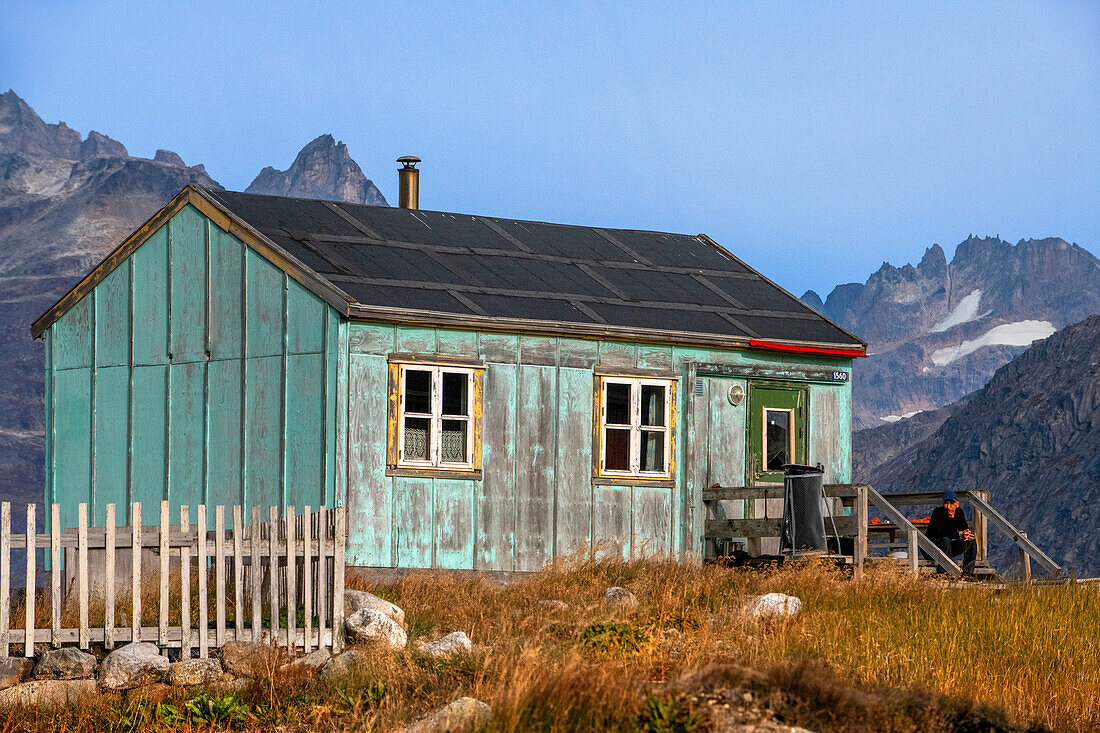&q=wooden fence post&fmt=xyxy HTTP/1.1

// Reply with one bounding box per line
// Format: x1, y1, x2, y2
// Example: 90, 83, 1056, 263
332, 506, 346, 653
1020, 531, 1032, 583
269, 506, 279, 646
105, 504, 115, 650
77, 503, 88, 649
303, 505, 312, 654
250, 506, 261, 642
907, 526, 919, 577
286, 506, 296, 654
1, 501, 10, 656
215, 506, 226, 647
181, 505, 191, 657
25, 503, 36, 656
131, 502, 141, 644
159, 501, 169, 647
233, 506, 244, 642
51, 503, 60, 648
854, 486, 867, 579
197, 505, 208, 657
